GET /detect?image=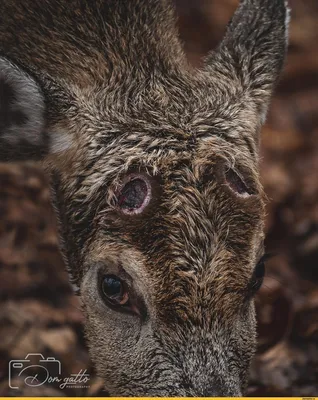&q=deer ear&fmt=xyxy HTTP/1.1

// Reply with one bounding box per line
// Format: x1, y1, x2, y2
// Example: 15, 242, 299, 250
0, 57, 48, 160
205, 0, 290, 122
